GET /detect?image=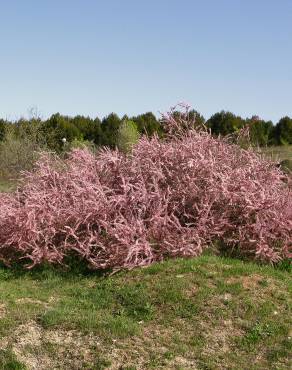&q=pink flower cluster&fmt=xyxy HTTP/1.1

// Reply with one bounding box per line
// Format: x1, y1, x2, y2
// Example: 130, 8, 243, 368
0, 108, 291, 270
